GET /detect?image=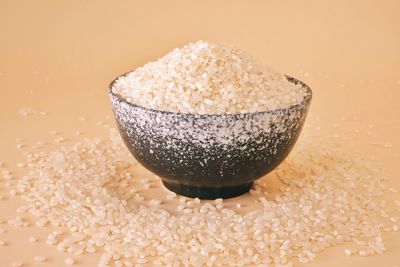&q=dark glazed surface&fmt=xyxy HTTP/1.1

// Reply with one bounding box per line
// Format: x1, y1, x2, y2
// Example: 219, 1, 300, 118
109, 75, 312, 199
